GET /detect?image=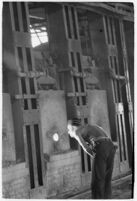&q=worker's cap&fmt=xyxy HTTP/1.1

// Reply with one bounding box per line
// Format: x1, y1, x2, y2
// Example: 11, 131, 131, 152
71, 117, 81, 127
